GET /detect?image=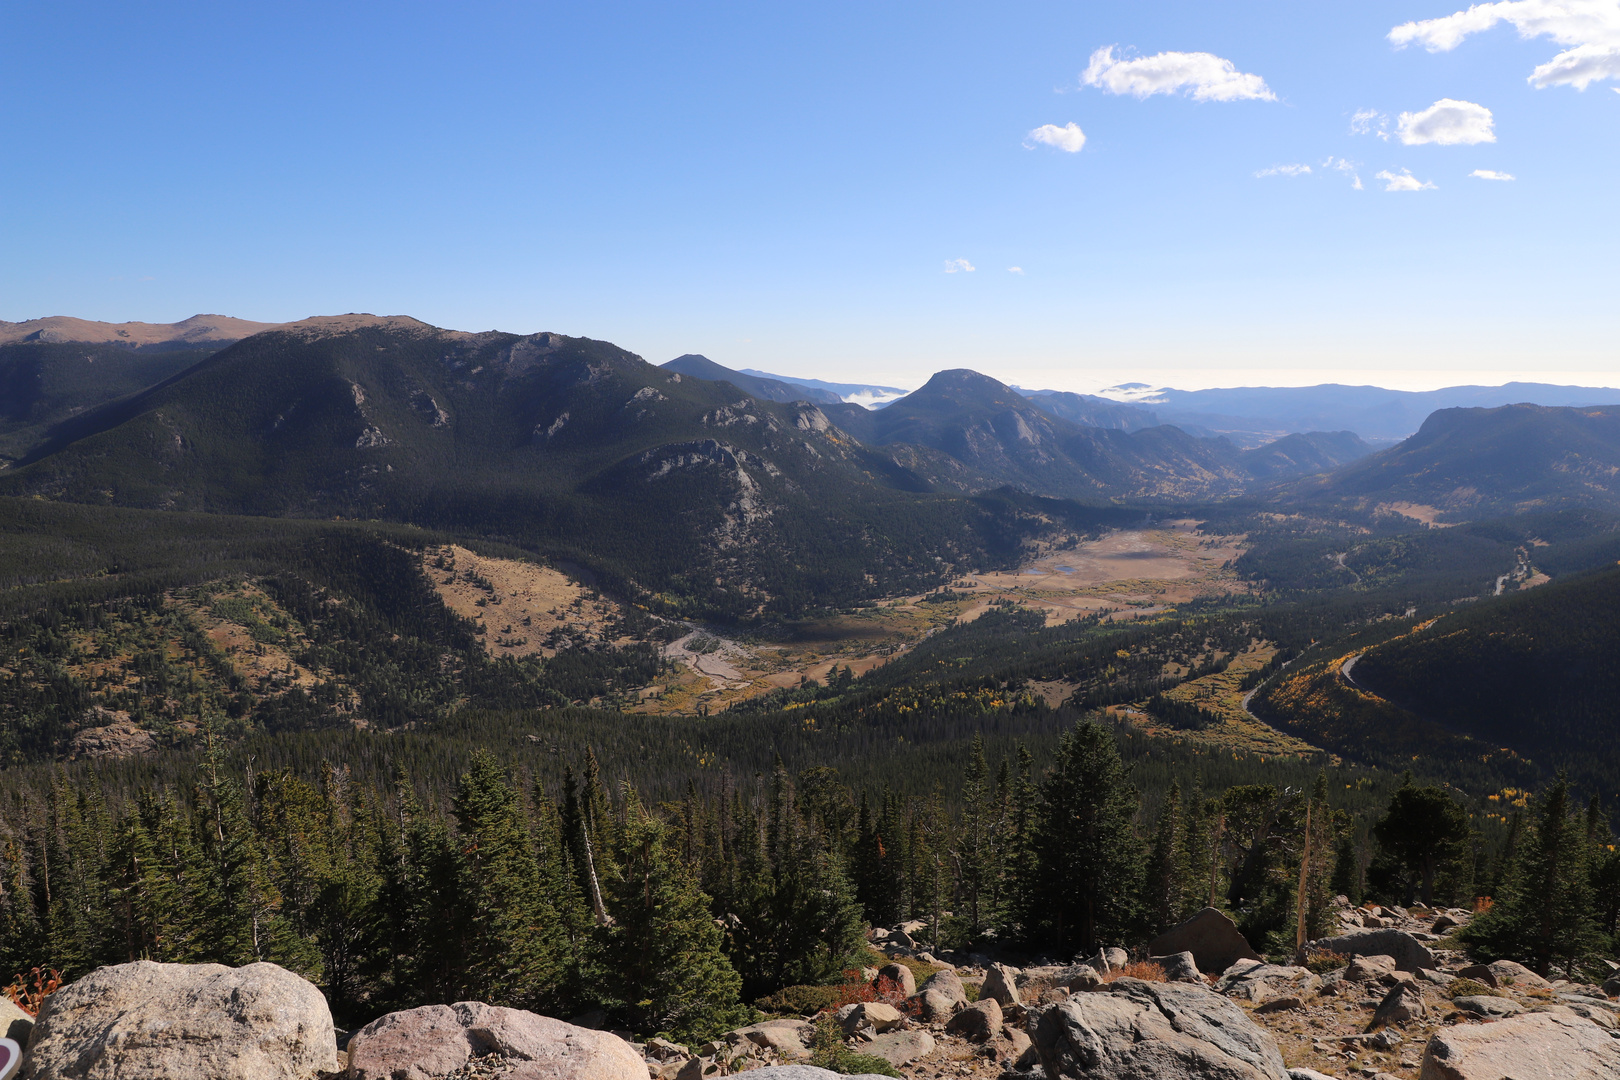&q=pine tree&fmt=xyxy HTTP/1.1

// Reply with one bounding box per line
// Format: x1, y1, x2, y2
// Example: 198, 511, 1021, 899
449, 750, 564, 1008
954, 734, 999, 940
1464, 776, 1601, 978
198, 756, 321, 978
1026, 720, 1144, 952
1146, 781, 1185, 934
600, 790, 746, 1041
1371, 776, 1472, 906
